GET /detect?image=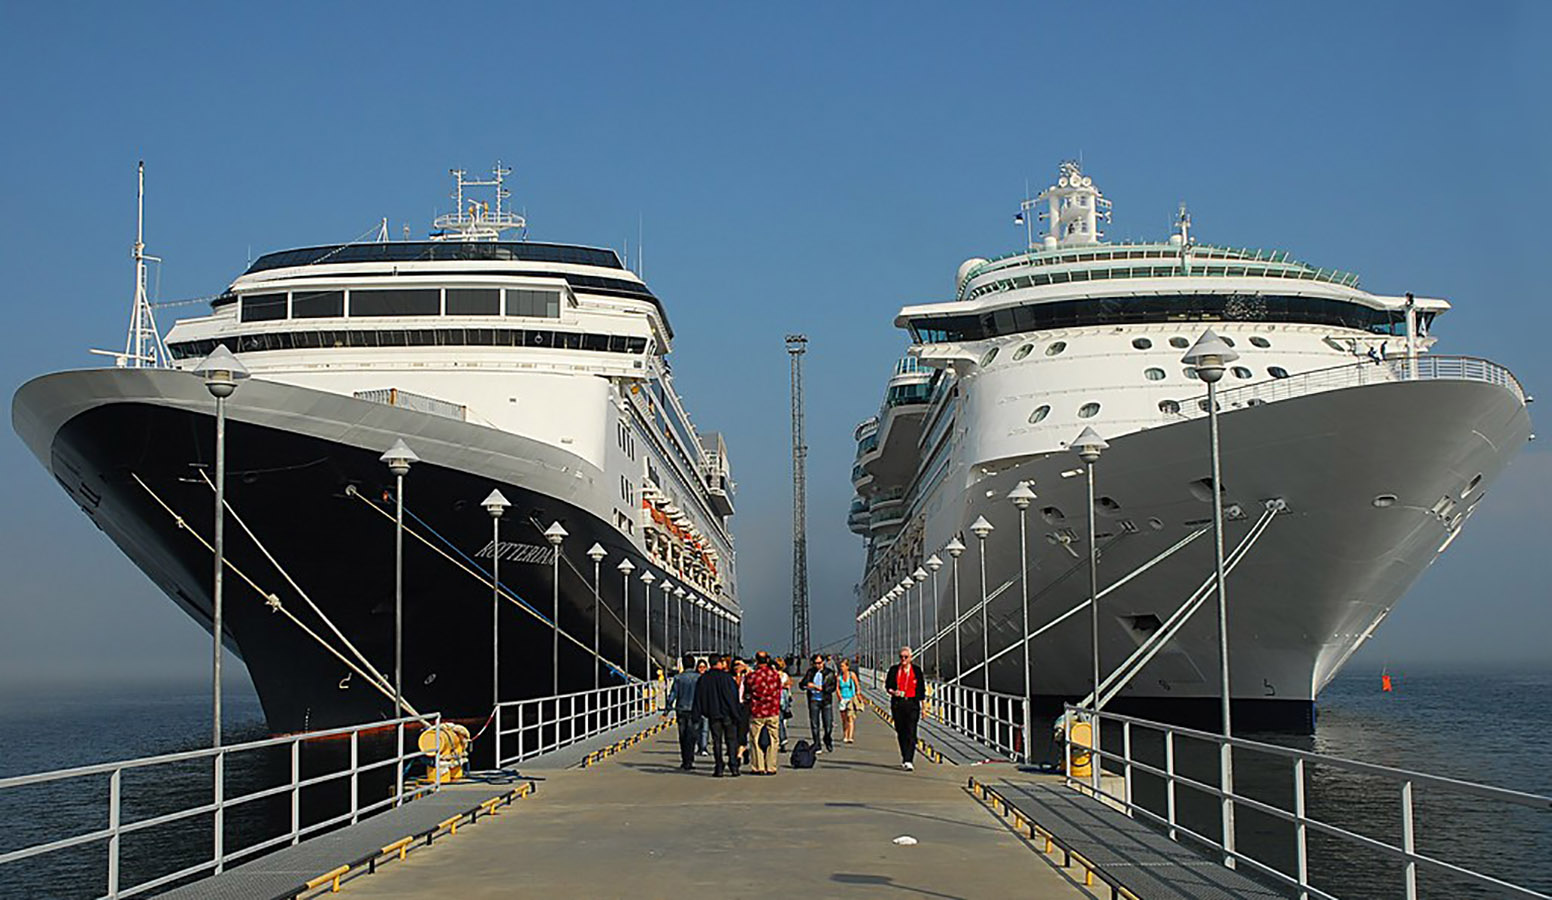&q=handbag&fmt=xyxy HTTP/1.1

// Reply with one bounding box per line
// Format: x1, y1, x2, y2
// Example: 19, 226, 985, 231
758, 726, 772, 751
